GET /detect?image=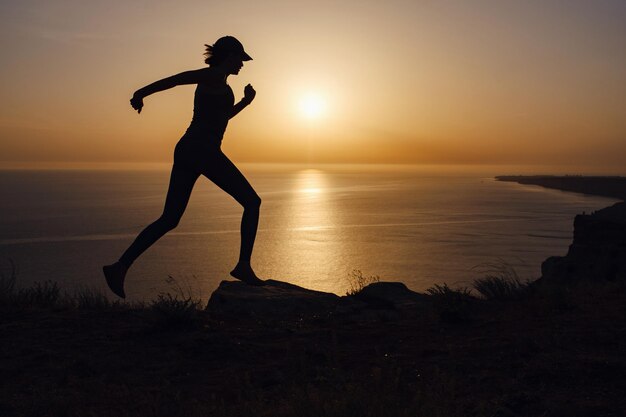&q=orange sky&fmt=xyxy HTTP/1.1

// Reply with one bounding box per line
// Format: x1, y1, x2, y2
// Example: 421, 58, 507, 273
1, 1, 625, 173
